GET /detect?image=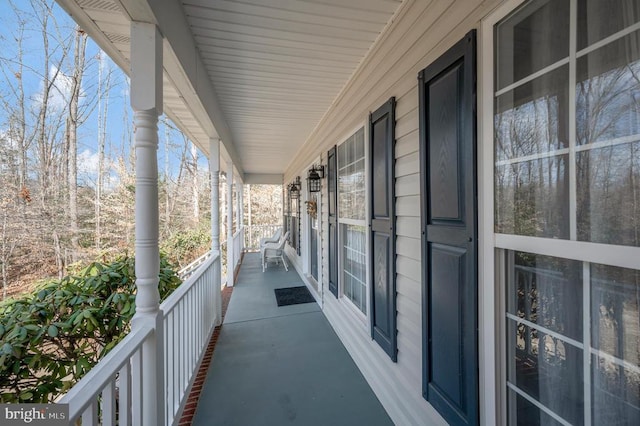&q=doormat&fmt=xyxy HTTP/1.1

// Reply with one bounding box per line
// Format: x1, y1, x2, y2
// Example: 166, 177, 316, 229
274, 286, 316, 307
